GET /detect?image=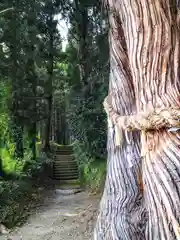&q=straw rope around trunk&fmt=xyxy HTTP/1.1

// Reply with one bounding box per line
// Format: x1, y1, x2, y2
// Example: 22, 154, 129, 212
104, 96, 180, 146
